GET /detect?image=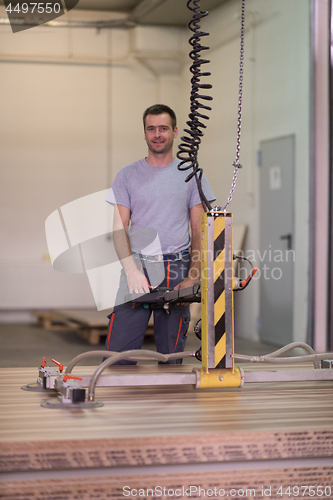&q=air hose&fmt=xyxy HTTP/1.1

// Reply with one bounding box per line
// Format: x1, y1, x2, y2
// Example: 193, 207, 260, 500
177, 0, 213, 212
178, 0, 246, 212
